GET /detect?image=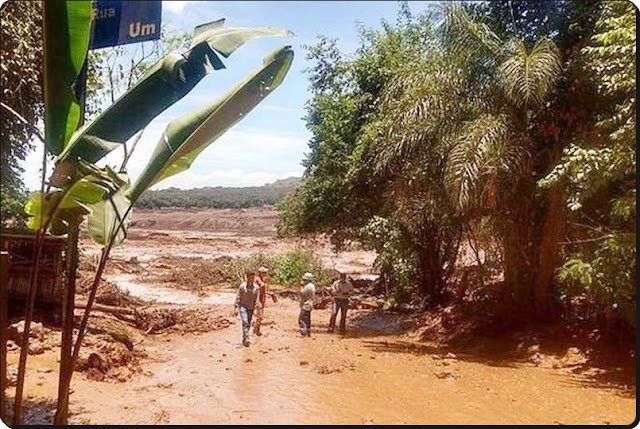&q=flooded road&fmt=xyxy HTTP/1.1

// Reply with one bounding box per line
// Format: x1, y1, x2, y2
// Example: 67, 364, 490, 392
49, 298, 633, 425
